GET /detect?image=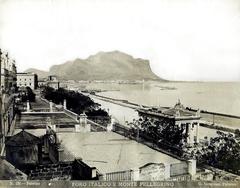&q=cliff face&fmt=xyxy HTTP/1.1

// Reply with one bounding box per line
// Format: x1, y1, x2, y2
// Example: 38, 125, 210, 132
26, 51, 163, 81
